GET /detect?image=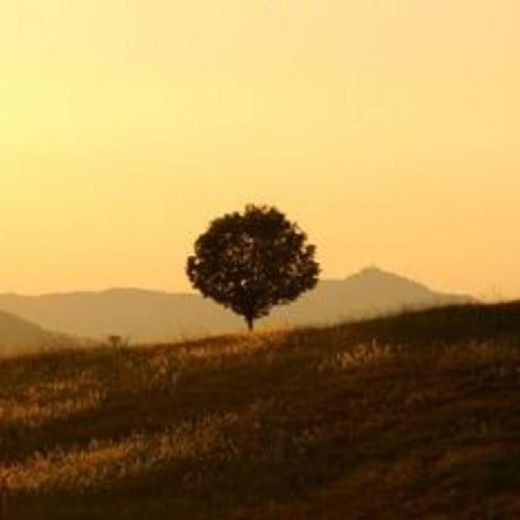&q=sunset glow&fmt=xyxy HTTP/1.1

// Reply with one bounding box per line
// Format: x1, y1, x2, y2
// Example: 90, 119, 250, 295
1, 1, 519, 297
